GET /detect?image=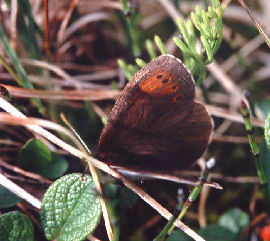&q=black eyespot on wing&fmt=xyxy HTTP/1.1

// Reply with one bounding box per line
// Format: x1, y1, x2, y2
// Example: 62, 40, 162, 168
189, 119, 196, 125
172, 85, 177, 90
172, 94, 183, 103
175, 95, 182, 101
161, 78, 169, 84
157, 74, 163, 79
